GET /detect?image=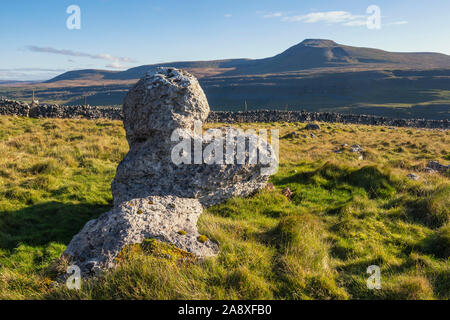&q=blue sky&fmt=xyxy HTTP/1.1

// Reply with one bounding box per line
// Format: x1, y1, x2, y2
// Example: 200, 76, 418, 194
1, 0, 449, 80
